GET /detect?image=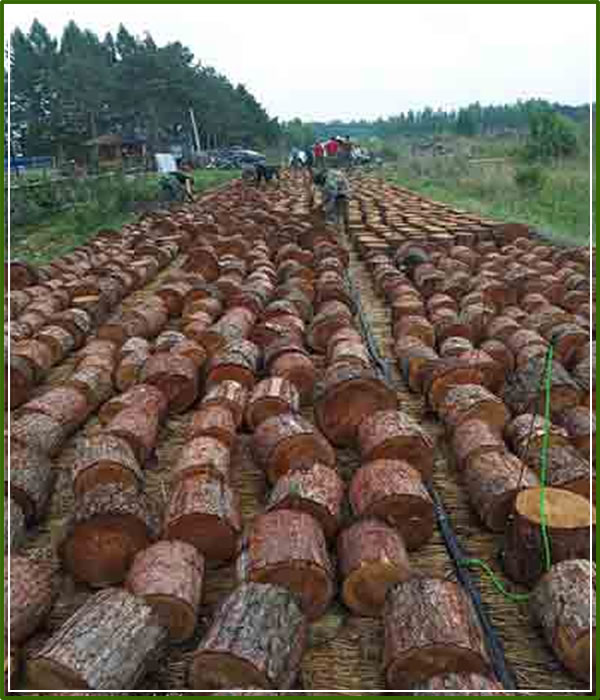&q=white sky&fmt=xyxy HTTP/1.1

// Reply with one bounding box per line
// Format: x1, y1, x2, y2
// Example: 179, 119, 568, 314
4, 3, 596, 122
